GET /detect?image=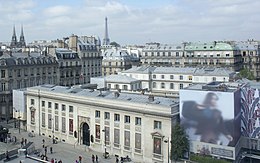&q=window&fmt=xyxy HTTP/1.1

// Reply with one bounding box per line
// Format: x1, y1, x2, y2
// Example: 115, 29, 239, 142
179, 83, 184, 89
42, 113, 45, 127
179, 75, 183, 80
114, 84, 119, 89
153, 75, 156, 79
153, 82, 157, 88
176, 52, 179, 57
1, 70, 5, 78
1, 83, 6, 91
161, 83, 165, 89
114, 114, 120, 121
62, 117, 66, 133
161, 75, 164, 79
213, 77, 216, 81
69, 106, 73, 112
48, 102, 52, 108
62, 104, 66, 111
157, 52, 160, 56
168, 52, 171, 56
108, 84, 111, 89
170, 83, 174, 89
55, 103, 58, 110
170, 75, 174, 79
135, 117, 141, 125
188, 76, 192, 80
105, 112, 110, 120
31, 99, 35, 105
125, 115, 130, 123
154, 121, 162, 129
123, 85, 128, 90
95, 110, 100, 118
42, 101, 45, 107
